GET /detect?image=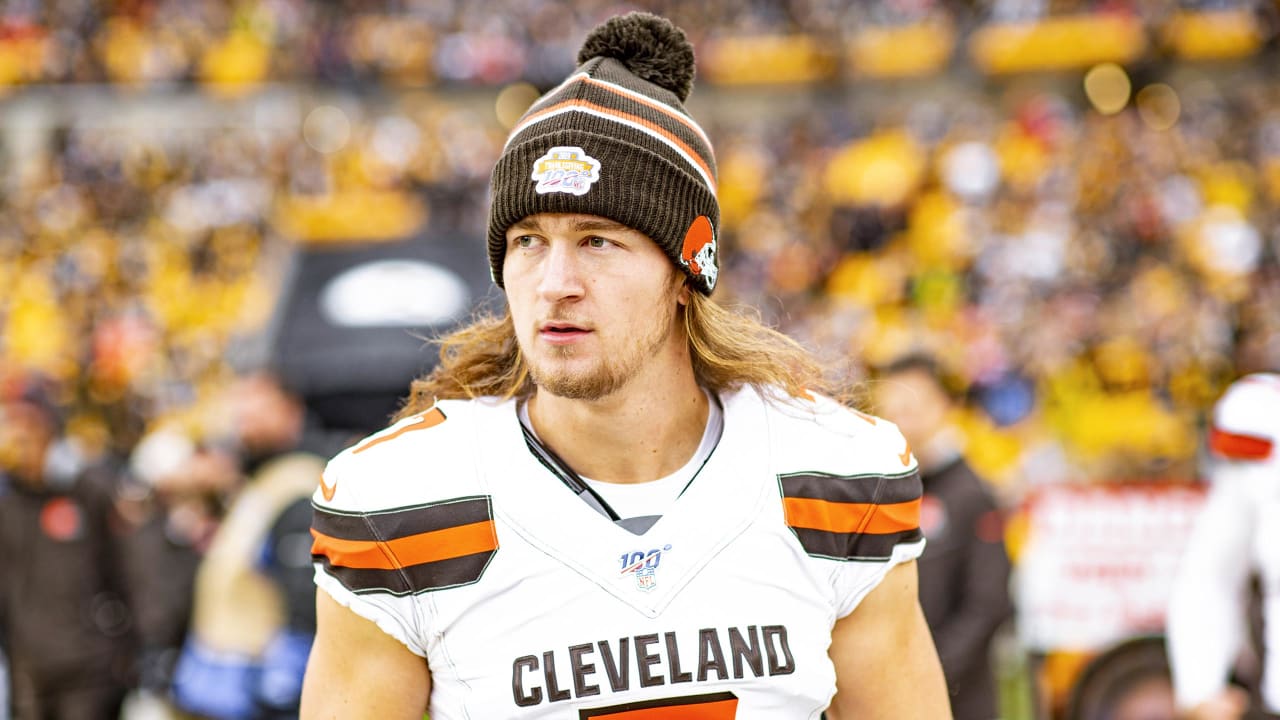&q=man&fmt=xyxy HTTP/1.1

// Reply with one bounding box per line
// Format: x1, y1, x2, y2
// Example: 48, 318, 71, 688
0, 379, 137, 720
874, 355, 1013, 720
301, 12, 949, 719
1167, 372, 1280, 720
172, 372, 339, 719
